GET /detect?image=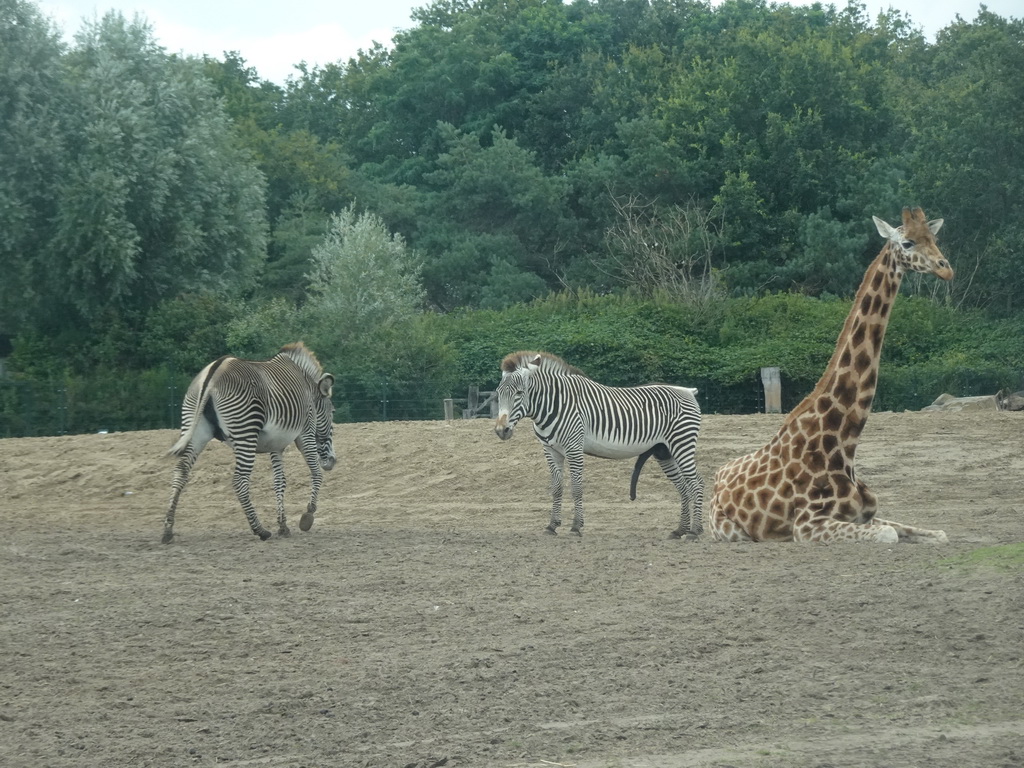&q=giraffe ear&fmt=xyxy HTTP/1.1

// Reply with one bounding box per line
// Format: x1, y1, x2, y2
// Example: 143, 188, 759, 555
873, 216, 897, 240
927, 218, 944, 235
